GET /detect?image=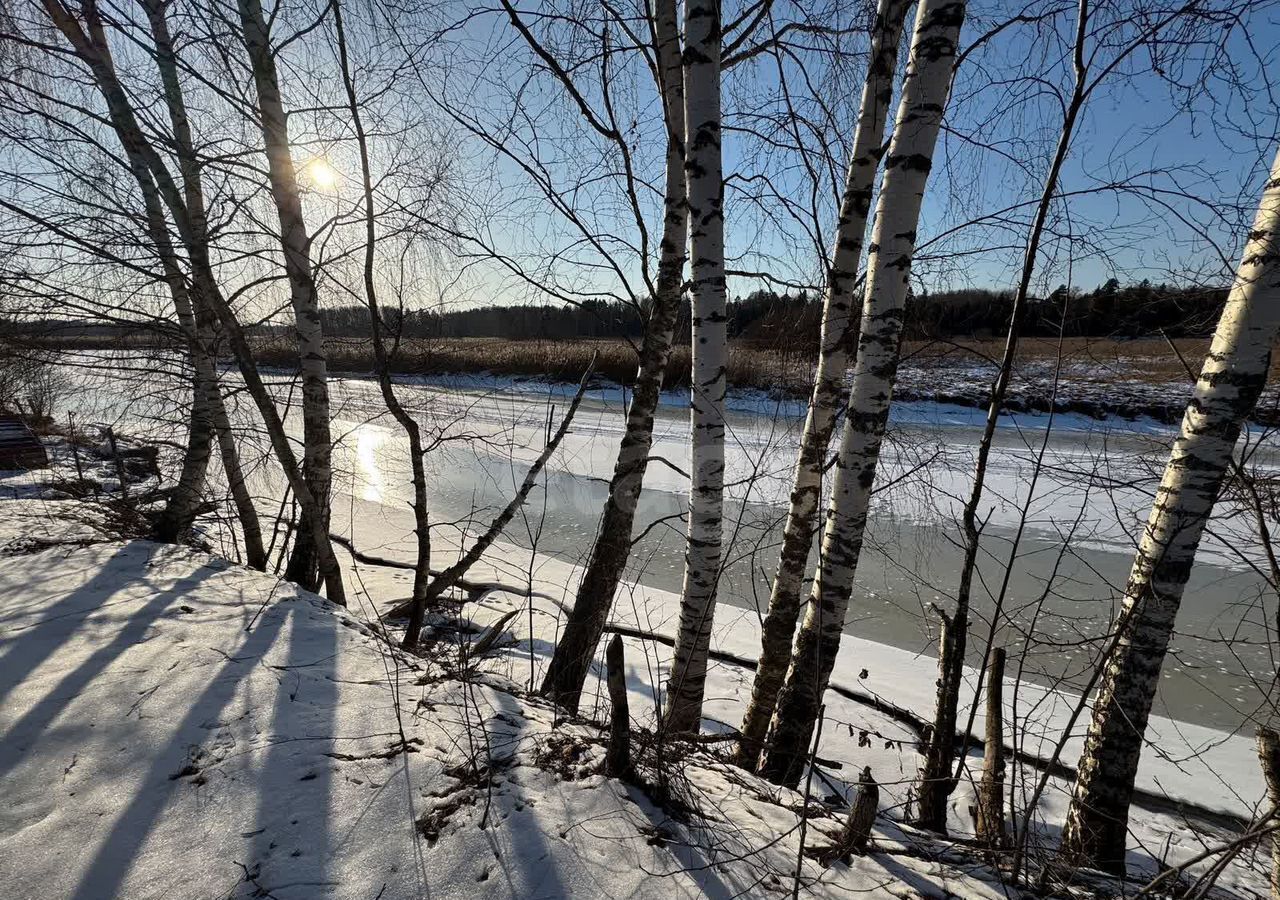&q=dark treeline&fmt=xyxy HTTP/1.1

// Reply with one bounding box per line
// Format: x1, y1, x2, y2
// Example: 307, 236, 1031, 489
317, 279, 1230, 344
10, 279, 1228, 346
